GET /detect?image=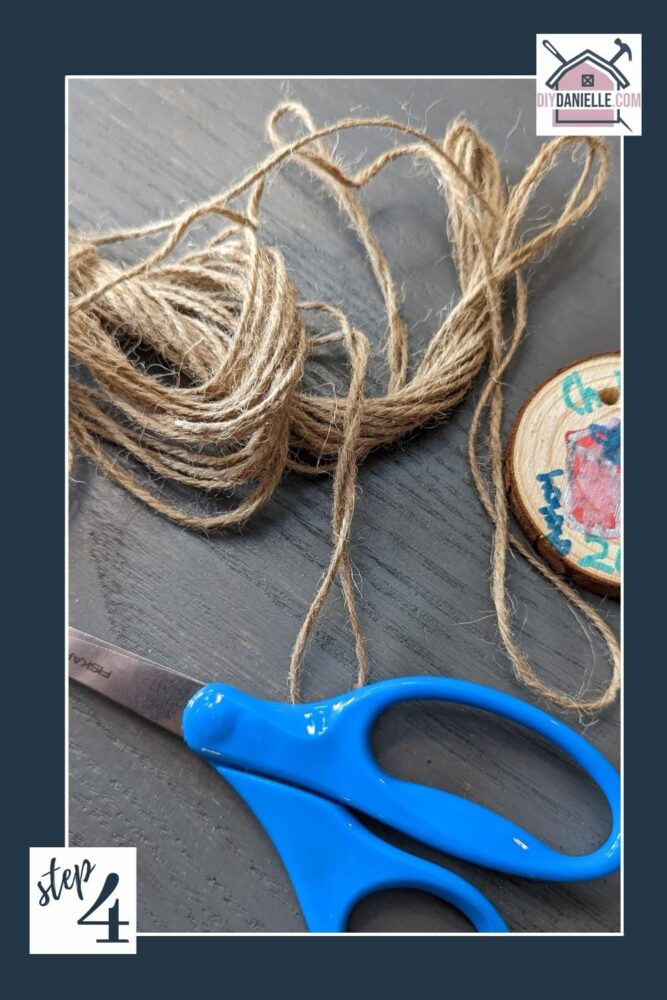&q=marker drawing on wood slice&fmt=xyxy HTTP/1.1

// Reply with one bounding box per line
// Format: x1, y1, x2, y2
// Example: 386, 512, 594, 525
506, 353, 621, 598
